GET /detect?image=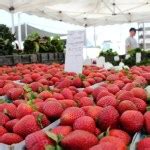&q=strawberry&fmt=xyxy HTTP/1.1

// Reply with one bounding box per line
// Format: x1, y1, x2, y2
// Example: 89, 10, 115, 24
96, 90, 114, 102
120, 110, 144, 134
0, 80, 5, 88
144, 111, 150, 134
6, 87, 24, 100
131, 87, 147, 101
129, 98, 147, 113
25, 131, 54, 150
52, 92, 64, 100
61, 107, 85, 125
98, 106, 119, 131
5, 119, 19, 132
31, 73, 41, 81
0, 88, 4, 95
0, 126, 7, 136
90, 143, 117, 150
0, 103, 17, 119
59, 100, 77, 109
74, 91, 87, 100
22, 76, 33, 84
97, 96, 118, 108
61, 88, 73, 99
82, 106, 103, 121
72, 77, 83, 88
73, 116, 96, 134
106, 84, 120, 94
61, 130, 98, 150
106, 74, 119, 81
16, 103, 33, 119
99, 136, 126, 150
3, 83, 15, 94
95, 127, 101, 136
109, 129, 131, 145
83, 87, 94, 95
0, 112, 10, 126
117, 90, 134, 101
57, 78, 72, 89
114, 80, 125, 89
118, 100, 137, 114
51, 126, 72, 136
13, 115, 40, 138
38, 91, 53, 100
13, 100, 25, 107
38, 78, 49, 85
0, 133, 23, 145
30, 82, 44, 92
122, 83, 135, 91
142, 73, 150, 81
87, 78, 96, 85
42, 101, 63, 118
32, 111, 50, 128
137, 137, 150, 150
76, 96, 94, 107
